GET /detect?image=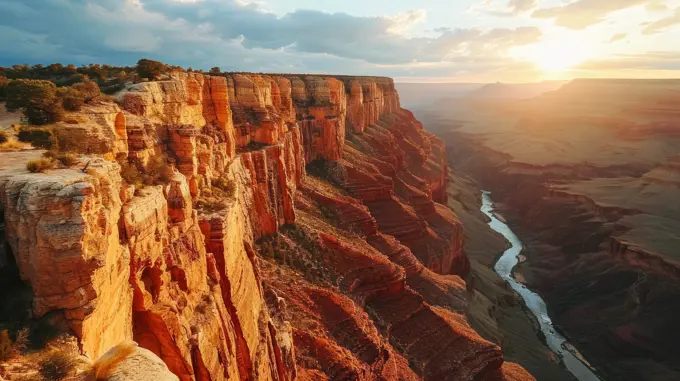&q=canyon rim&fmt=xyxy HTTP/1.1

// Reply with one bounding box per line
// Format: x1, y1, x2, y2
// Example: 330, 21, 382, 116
0, 70, 541, 381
